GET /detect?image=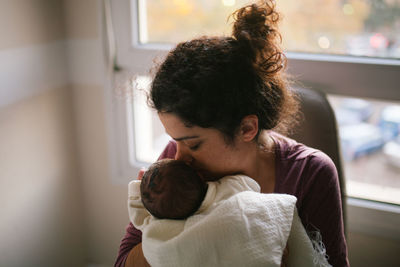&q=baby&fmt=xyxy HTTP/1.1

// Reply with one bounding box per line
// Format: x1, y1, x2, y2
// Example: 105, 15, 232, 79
139, 159, 208, 220
128, 159, 331, 267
